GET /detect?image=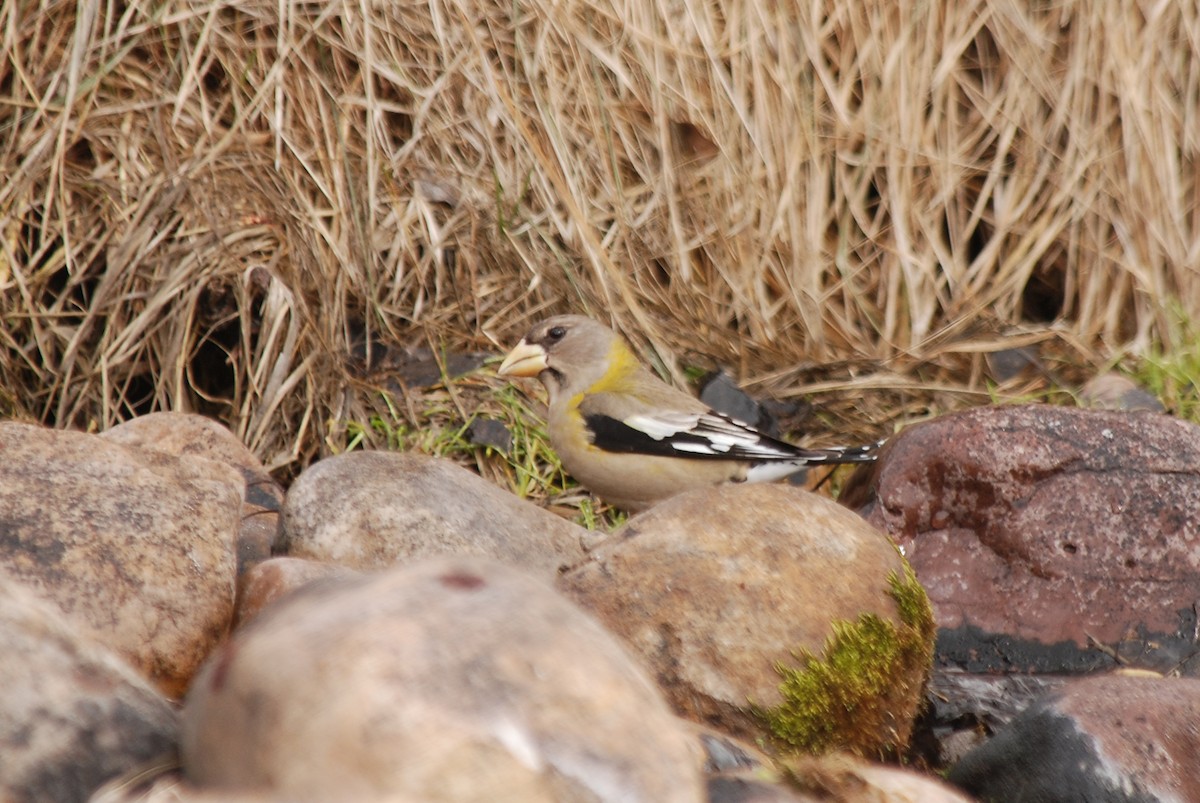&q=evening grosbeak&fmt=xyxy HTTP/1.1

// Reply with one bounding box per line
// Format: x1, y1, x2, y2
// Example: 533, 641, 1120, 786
498, 315, 880, 512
